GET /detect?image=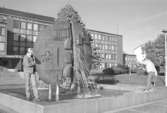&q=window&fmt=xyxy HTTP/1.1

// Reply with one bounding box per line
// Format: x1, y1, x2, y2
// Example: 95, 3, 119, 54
21, 22, 26, 29
108, 54, 111, 59
0, 36, 5, 42
0, 27, 5, 36
111, 54, 115, 60
111, 45, 114, 50
27, 30, 32, 35
13, 46, 18, 52
102, 36, 105, 40
27, 35, 33, 42
20, 47, 25, 55
13, 41, 19, 46
13, 20, 20, 29
26, 42, 33, 48
109, 63, 112, 68
33, 24, 38, 31
27, 23, 32, 30
20, 34, 26, 41
105, 45, 108, 49
101, 63, 105, 69
20, 42, 25, 47
14, 34, 19, 41
98, 34, 101, 40
105, 54, 107, 59
0, 43, 5, 51
95, 34, 97, 39
33, 35, 37, 42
